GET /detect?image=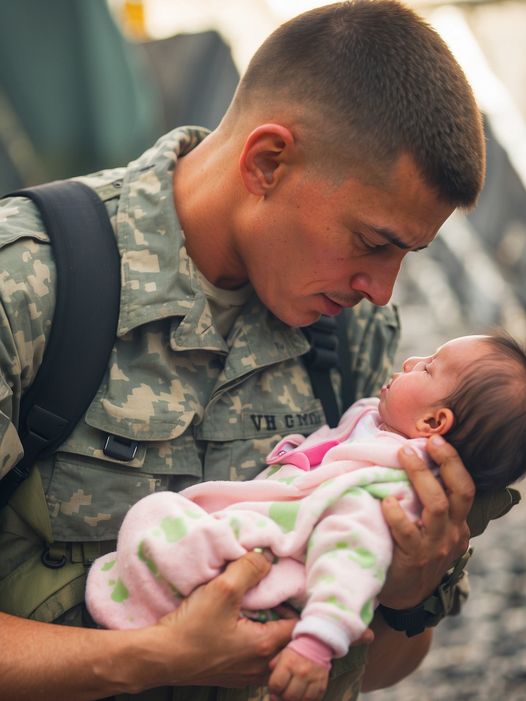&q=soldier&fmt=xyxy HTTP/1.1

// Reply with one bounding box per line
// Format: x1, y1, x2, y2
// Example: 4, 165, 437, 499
0, 2, 512, 701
